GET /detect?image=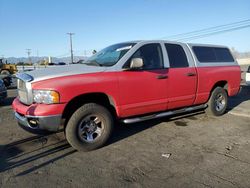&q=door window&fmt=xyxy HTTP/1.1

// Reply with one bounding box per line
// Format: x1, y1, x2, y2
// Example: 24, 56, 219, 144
165, 44, 189, 68
125, 43, 163, 69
